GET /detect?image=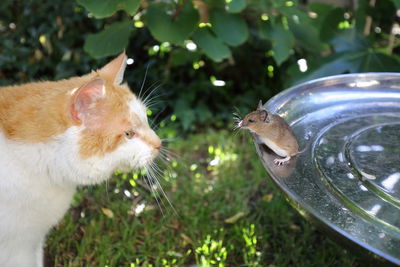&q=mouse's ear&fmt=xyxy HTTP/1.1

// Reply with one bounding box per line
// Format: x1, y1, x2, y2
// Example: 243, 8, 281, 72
257, 100, 264, 110
260, 110, 269, 122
